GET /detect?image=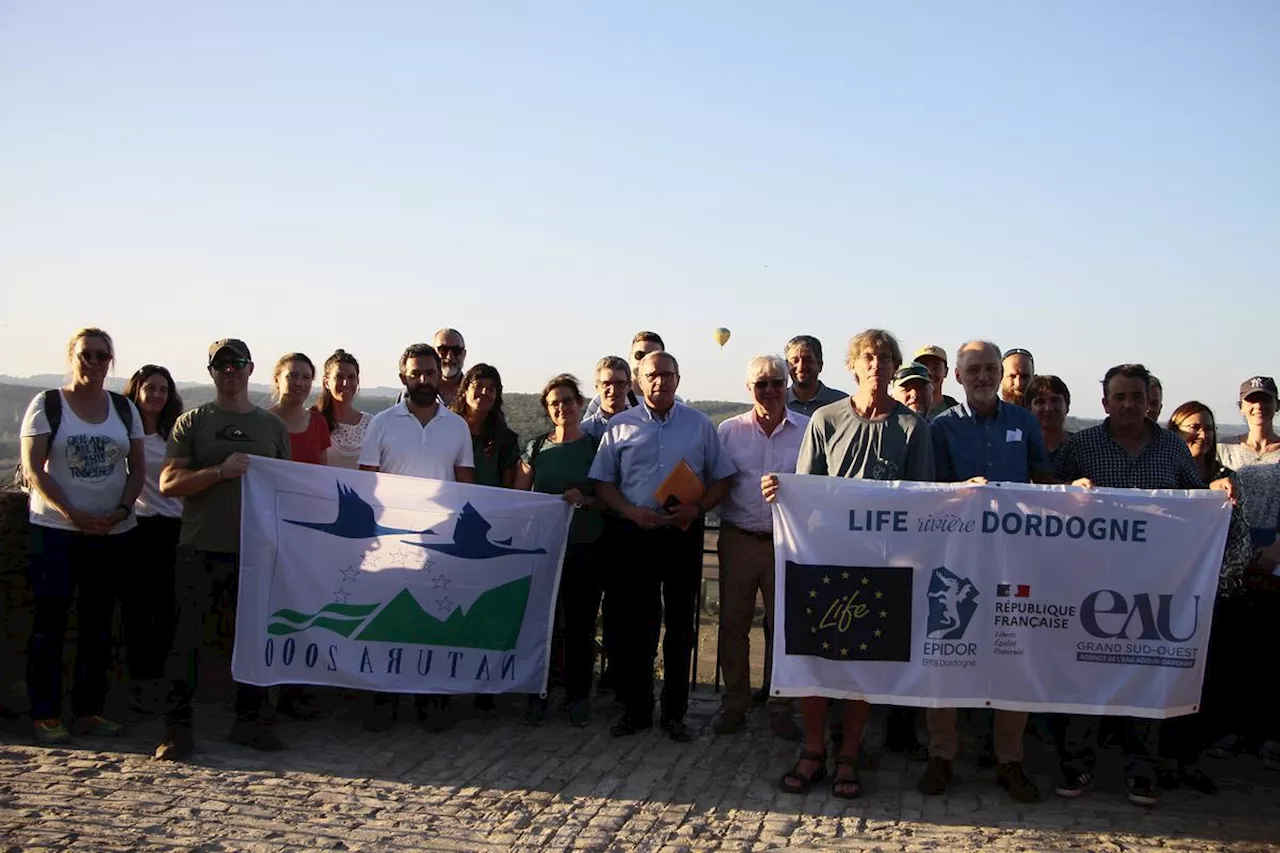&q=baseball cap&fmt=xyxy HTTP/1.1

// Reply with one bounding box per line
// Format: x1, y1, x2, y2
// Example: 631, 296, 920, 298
208, 338, 252, 364
893, 362, 931, 387
1239, 376, 1278, 403
913, 345, 947, 364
